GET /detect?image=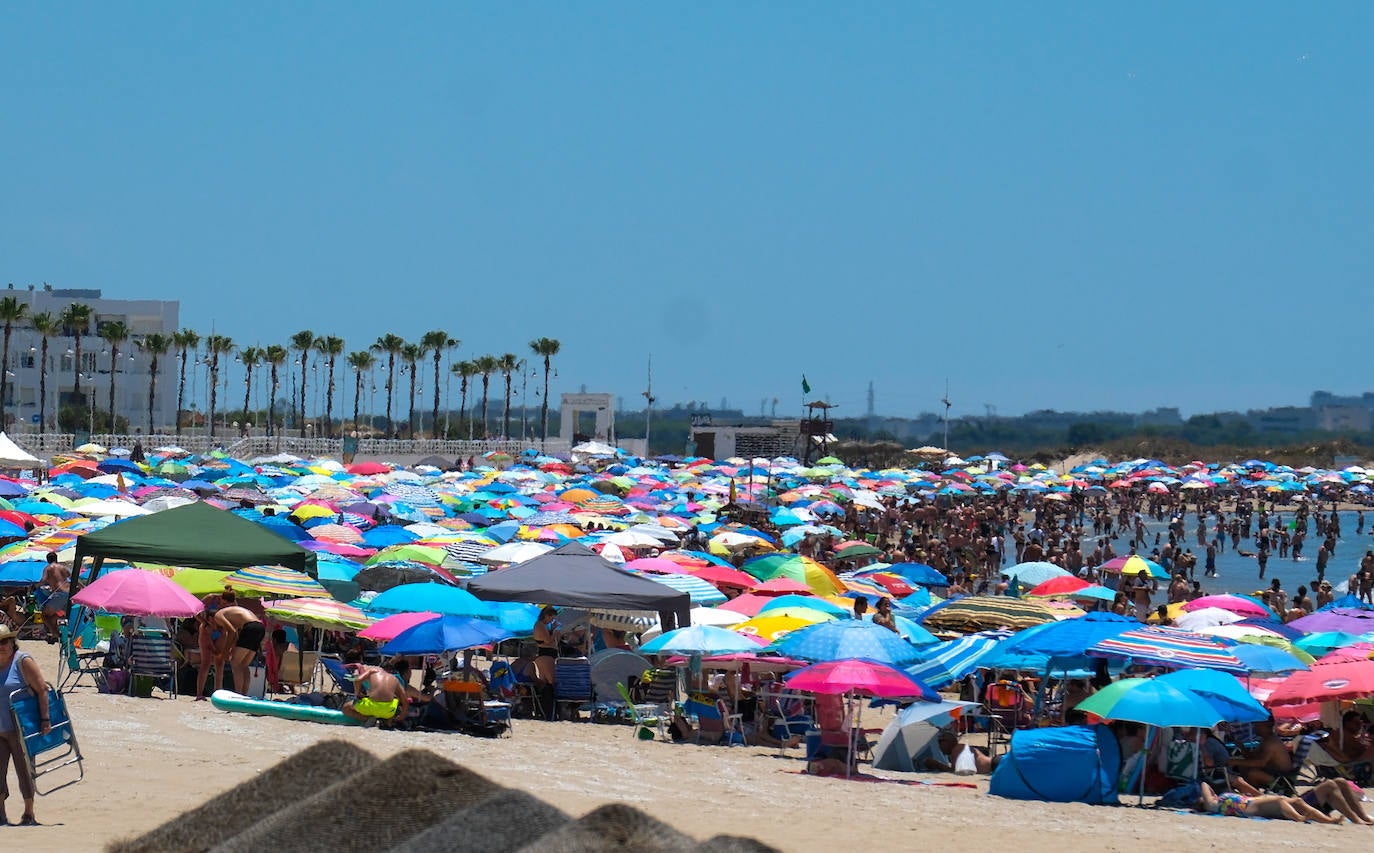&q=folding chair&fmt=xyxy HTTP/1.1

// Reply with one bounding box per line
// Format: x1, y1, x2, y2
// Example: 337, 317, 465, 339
9, 686, 83, 795
58, 619, 104, 694
438, 679, 511, 738
274, 650, 320, 694
128, 628, 177, 699
759, 682, 811, 754
615, 682, 663, 740
1267, 734, 1322, 795
319, 656, 355, 694
554, 657, 593, 721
